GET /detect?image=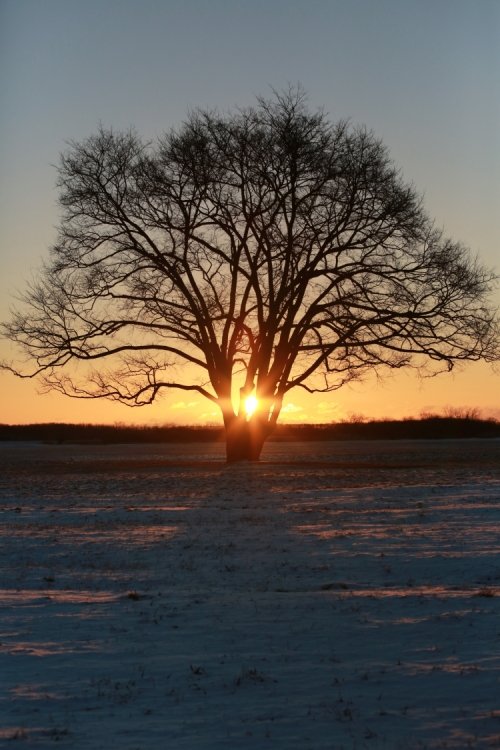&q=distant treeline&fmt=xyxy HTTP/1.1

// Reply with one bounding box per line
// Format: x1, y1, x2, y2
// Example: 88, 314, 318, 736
1, 416, 499, 444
